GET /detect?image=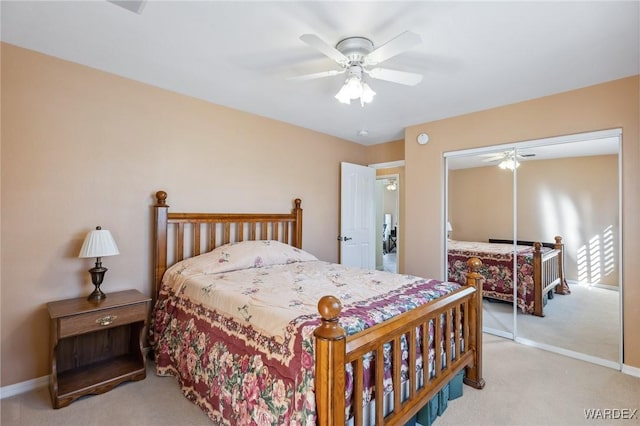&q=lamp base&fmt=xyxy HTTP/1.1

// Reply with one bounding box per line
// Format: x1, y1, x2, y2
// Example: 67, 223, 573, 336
87, 262, 108, 302
87, 286, 107, 302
